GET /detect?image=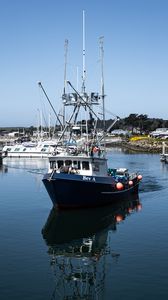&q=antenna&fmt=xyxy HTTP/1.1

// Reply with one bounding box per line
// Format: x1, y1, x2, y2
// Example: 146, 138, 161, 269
82, 10, 86, 93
